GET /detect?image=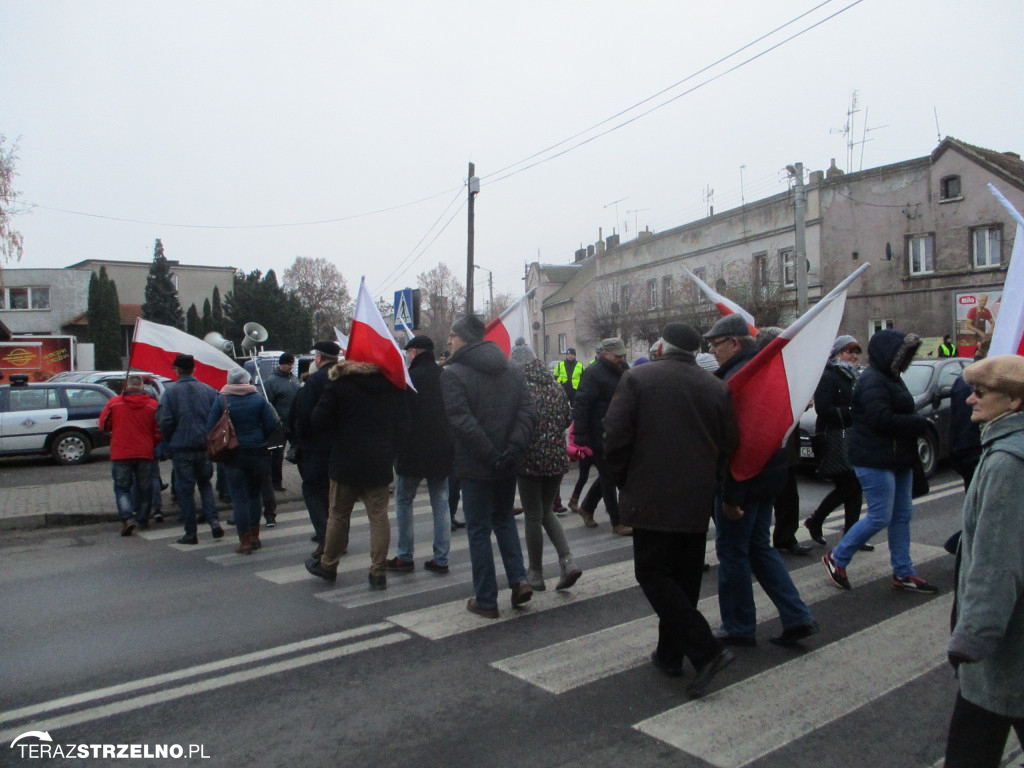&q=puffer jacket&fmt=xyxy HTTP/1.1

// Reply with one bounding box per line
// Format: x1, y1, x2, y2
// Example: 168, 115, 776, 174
949, 411, 1024, 717
440, 340, 537, 480
312, 360, 407, 487
846, 330, 929, 469
814, 359, 858, 432
395, 349, 454, 479
519, 358, 571, 478
572, 355, 626, 451
206, 391, 278, 450
100, 392, 161, 460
